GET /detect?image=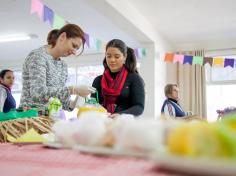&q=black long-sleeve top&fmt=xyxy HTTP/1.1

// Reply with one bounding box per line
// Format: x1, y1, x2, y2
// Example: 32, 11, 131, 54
92, 72, 145, 116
